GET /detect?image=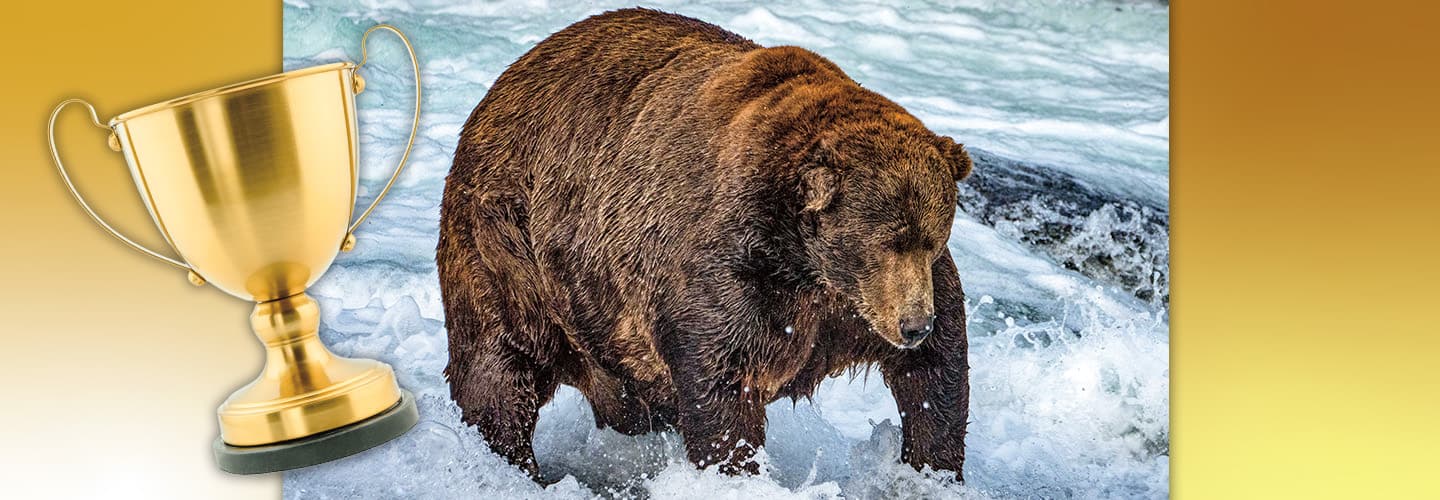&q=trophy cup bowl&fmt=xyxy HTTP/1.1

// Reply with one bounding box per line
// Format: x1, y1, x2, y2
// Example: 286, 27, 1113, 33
47, 25, 421, 474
